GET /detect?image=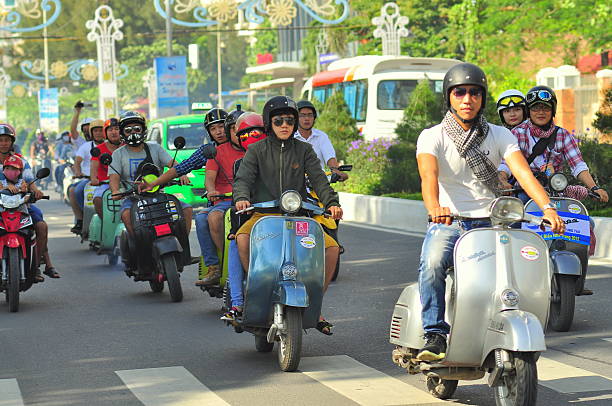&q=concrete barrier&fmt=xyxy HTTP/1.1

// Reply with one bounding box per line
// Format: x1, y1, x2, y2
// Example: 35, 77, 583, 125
339, 192, 612, 259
